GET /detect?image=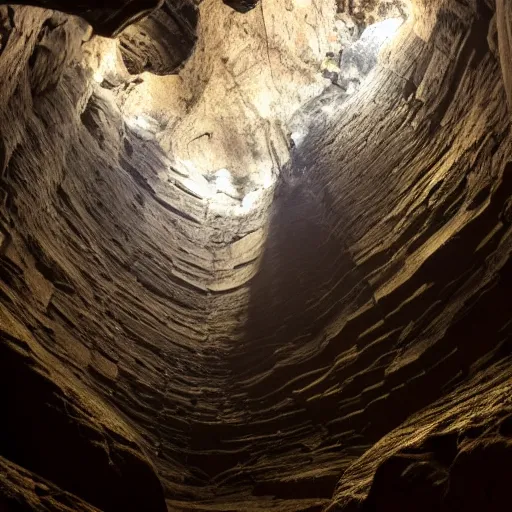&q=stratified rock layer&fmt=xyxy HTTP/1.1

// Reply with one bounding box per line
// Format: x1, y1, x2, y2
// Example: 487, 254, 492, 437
0, 1, 511, 512
0, 0, 163, 36
118, 0, 199, 75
